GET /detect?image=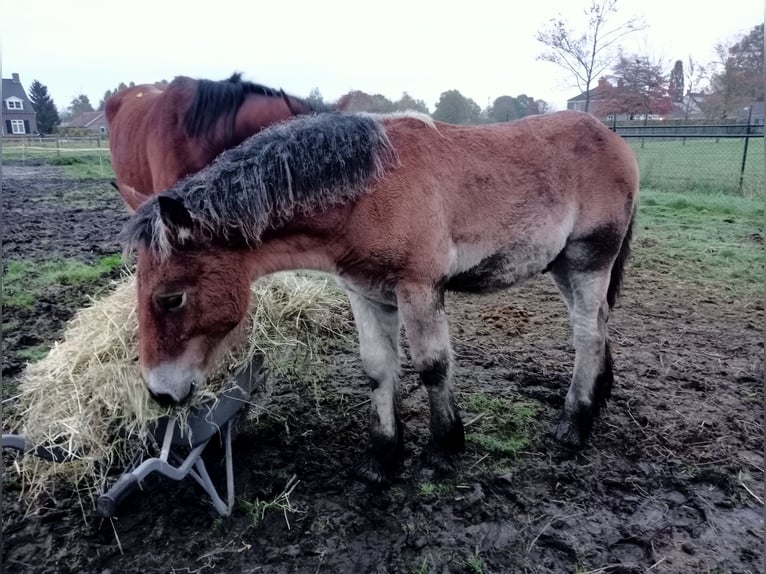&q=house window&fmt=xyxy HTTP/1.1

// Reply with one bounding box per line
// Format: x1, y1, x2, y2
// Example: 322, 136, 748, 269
10, 119, 26, 134
573, 102, 584, 112
6, 99, 23, 110
100, 126, 107, 135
